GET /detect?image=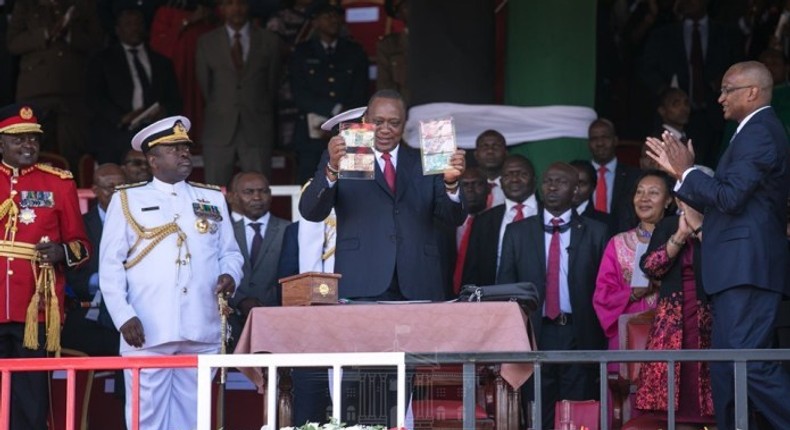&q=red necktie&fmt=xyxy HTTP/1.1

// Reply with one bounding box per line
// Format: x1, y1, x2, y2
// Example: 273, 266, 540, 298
594, 165, 608, 213
231, 32, 244, 72
545, 218, 562, 319
486, 182, 497, 208
512, 203, 525, 222
690, 20, 705, 107
452, 216, 474, 294
382, 152, 396, 193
